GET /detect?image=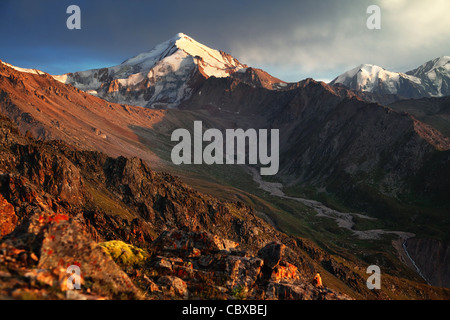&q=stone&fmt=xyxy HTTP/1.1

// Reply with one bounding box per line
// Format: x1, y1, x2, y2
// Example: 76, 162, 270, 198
270, 261, 300, 282
151, 229, 239, 256
152, 256, 173, 274
212, 235, 239, 251
0, 194, 17, 238
143, 275, 160, 293
157, 276, 188, 298
187, 247, 201, 258
173, 265, 194, 279
266, 281, 312, 300
257, 241, 286, 270
224, 255, 264, 291
38, 218, 143, 299
198, 255, 214, 267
